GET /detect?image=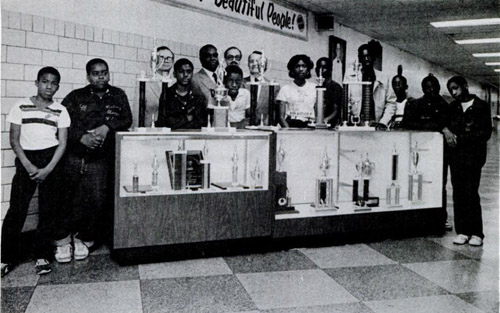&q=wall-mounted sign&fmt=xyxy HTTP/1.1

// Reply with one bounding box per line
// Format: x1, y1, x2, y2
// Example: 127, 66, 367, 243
158, 0, 308, 40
